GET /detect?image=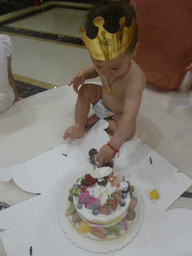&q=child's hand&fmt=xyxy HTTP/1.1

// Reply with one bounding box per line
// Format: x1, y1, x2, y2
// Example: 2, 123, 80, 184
186, 63, 192, 72
68, 72, 86, 93
96, 144, 115, 165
